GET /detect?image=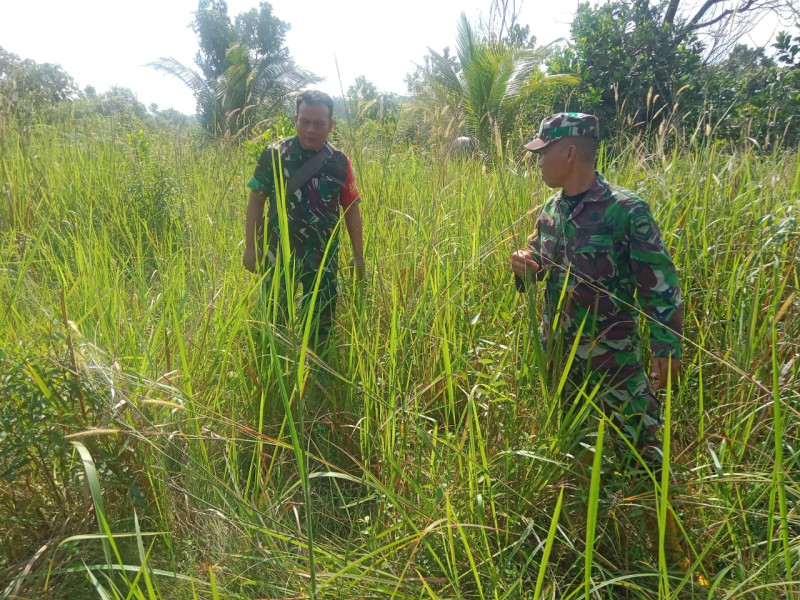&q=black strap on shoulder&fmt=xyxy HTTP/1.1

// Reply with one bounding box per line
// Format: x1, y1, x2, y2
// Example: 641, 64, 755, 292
285, 142, 334, 197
